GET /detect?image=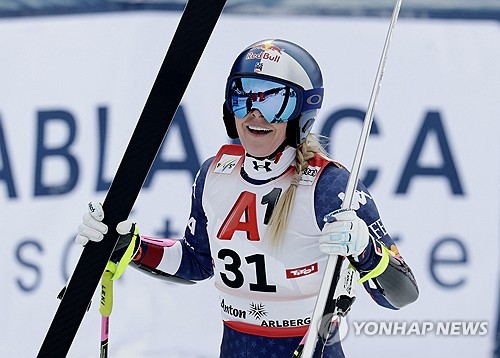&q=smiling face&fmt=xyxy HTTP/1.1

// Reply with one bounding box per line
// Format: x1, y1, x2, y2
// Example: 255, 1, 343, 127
234, 109, 288, 157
